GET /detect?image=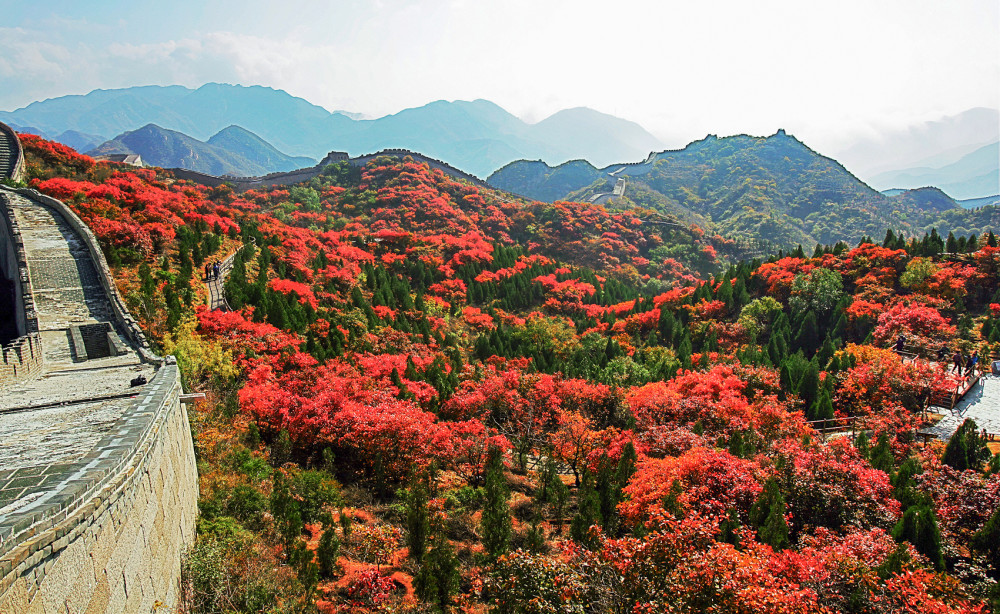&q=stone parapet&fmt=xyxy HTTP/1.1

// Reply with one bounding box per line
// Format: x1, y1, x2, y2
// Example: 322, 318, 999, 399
0, 334, 43, 390
0, 364, 198, 612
